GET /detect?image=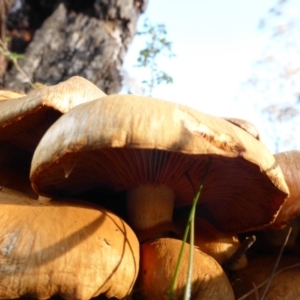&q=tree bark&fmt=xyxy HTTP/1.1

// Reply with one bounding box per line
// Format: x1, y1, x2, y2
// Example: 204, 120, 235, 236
1, 0, 147, 93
